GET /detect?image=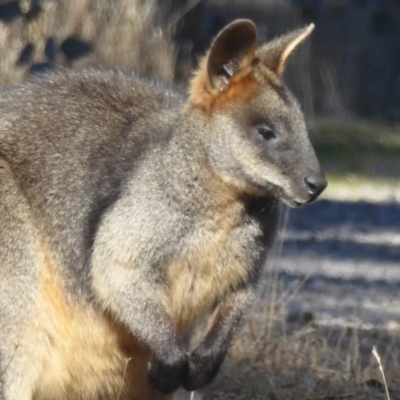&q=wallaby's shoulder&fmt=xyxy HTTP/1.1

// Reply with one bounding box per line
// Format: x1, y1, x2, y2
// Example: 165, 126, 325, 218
0, 68, 184, 174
